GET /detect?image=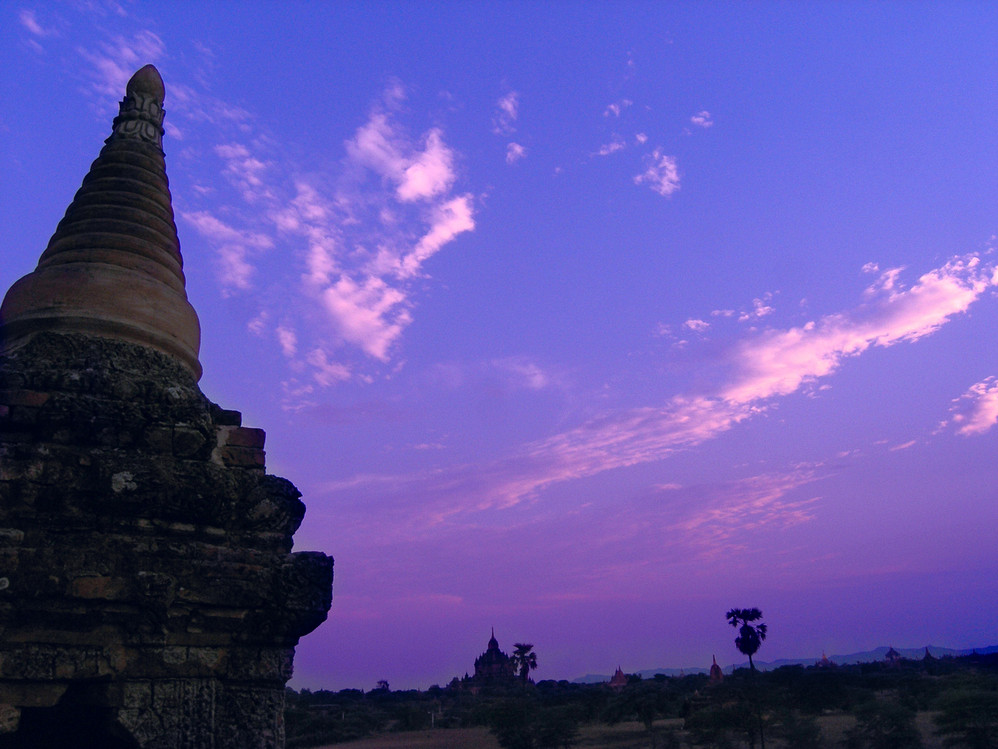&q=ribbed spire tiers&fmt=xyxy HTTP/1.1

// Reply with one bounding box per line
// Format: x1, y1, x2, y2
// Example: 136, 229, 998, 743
0, 64, 202, 379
